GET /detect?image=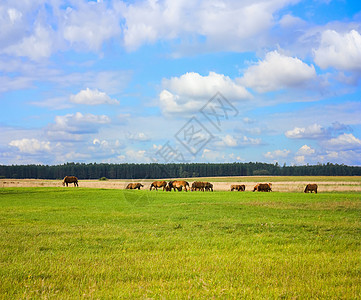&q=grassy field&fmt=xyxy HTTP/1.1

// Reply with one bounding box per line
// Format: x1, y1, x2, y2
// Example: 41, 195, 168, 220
0, 188, 360, 299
